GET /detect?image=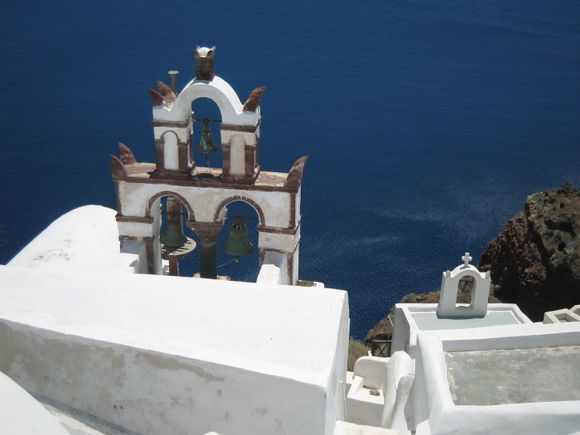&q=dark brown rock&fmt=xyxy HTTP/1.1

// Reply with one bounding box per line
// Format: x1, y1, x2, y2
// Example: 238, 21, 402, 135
478, 183, 580, 321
